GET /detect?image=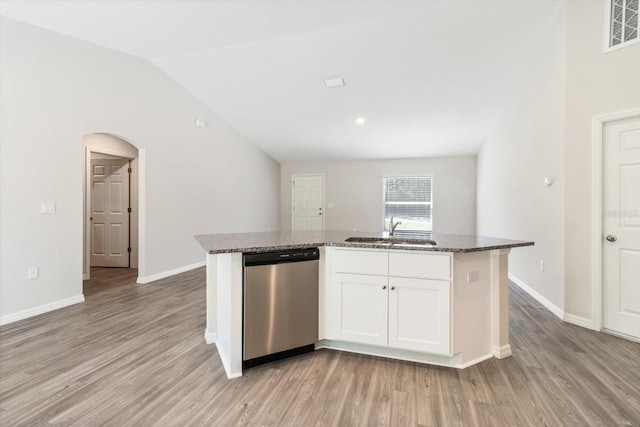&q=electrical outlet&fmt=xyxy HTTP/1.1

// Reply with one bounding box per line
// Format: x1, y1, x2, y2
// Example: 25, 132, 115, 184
467, 271, 479, 283
540, 260, 544, 272
28, 266, 39, 280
